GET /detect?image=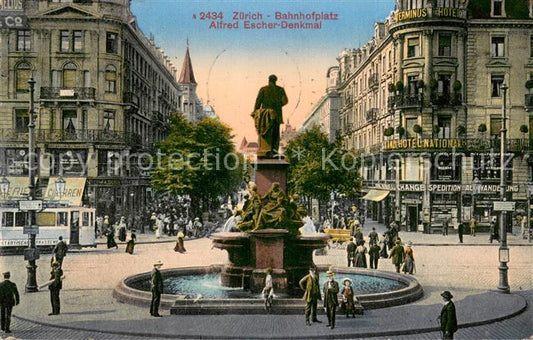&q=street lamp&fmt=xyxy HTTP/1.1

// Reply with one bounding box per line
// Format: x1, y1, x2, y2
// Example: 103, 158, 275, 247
0, 175, 9, 200
498, 82, 510, 293
55, 176, 66, 201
